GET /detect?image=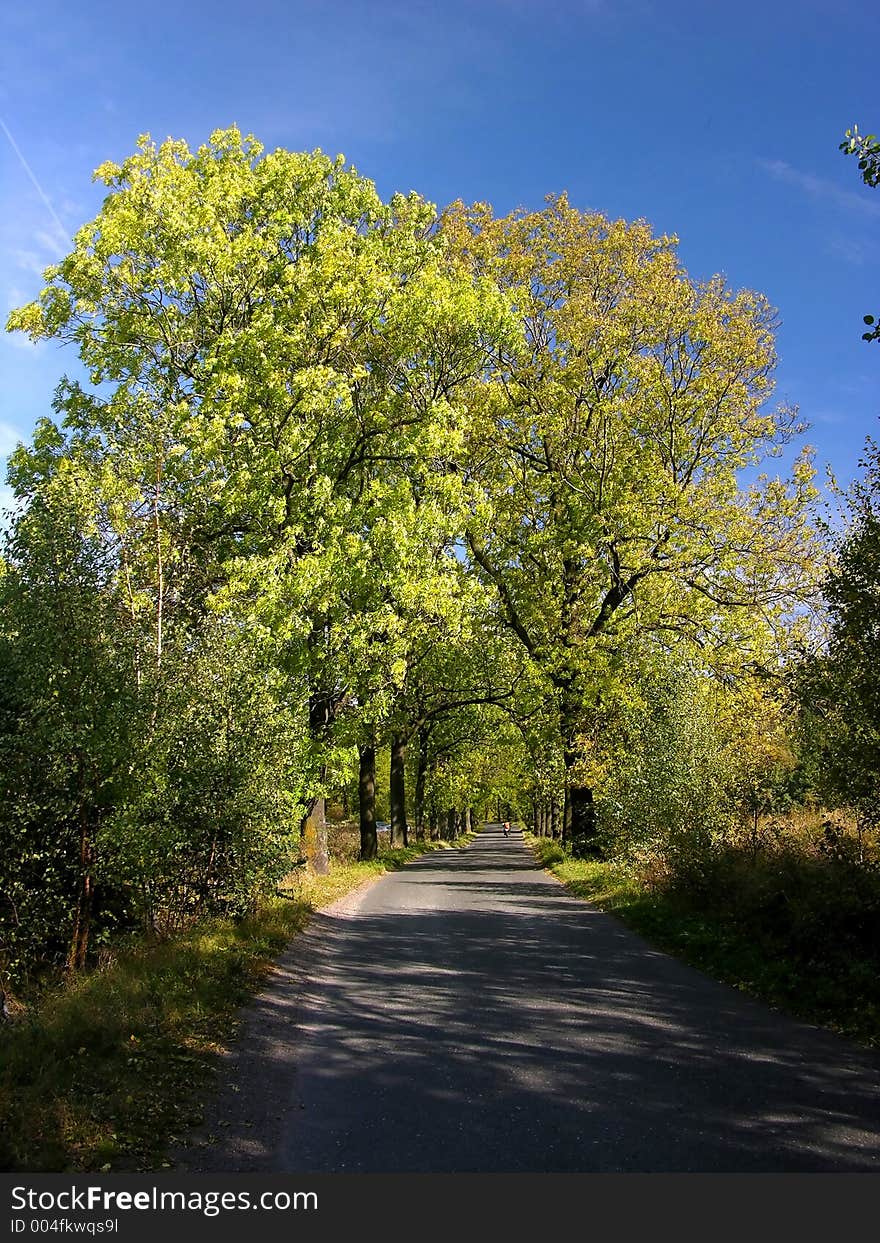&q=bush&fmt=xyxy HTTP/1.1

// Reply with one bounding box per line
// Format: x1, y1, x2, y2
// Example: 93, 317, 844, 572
531, 838, 566, 866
